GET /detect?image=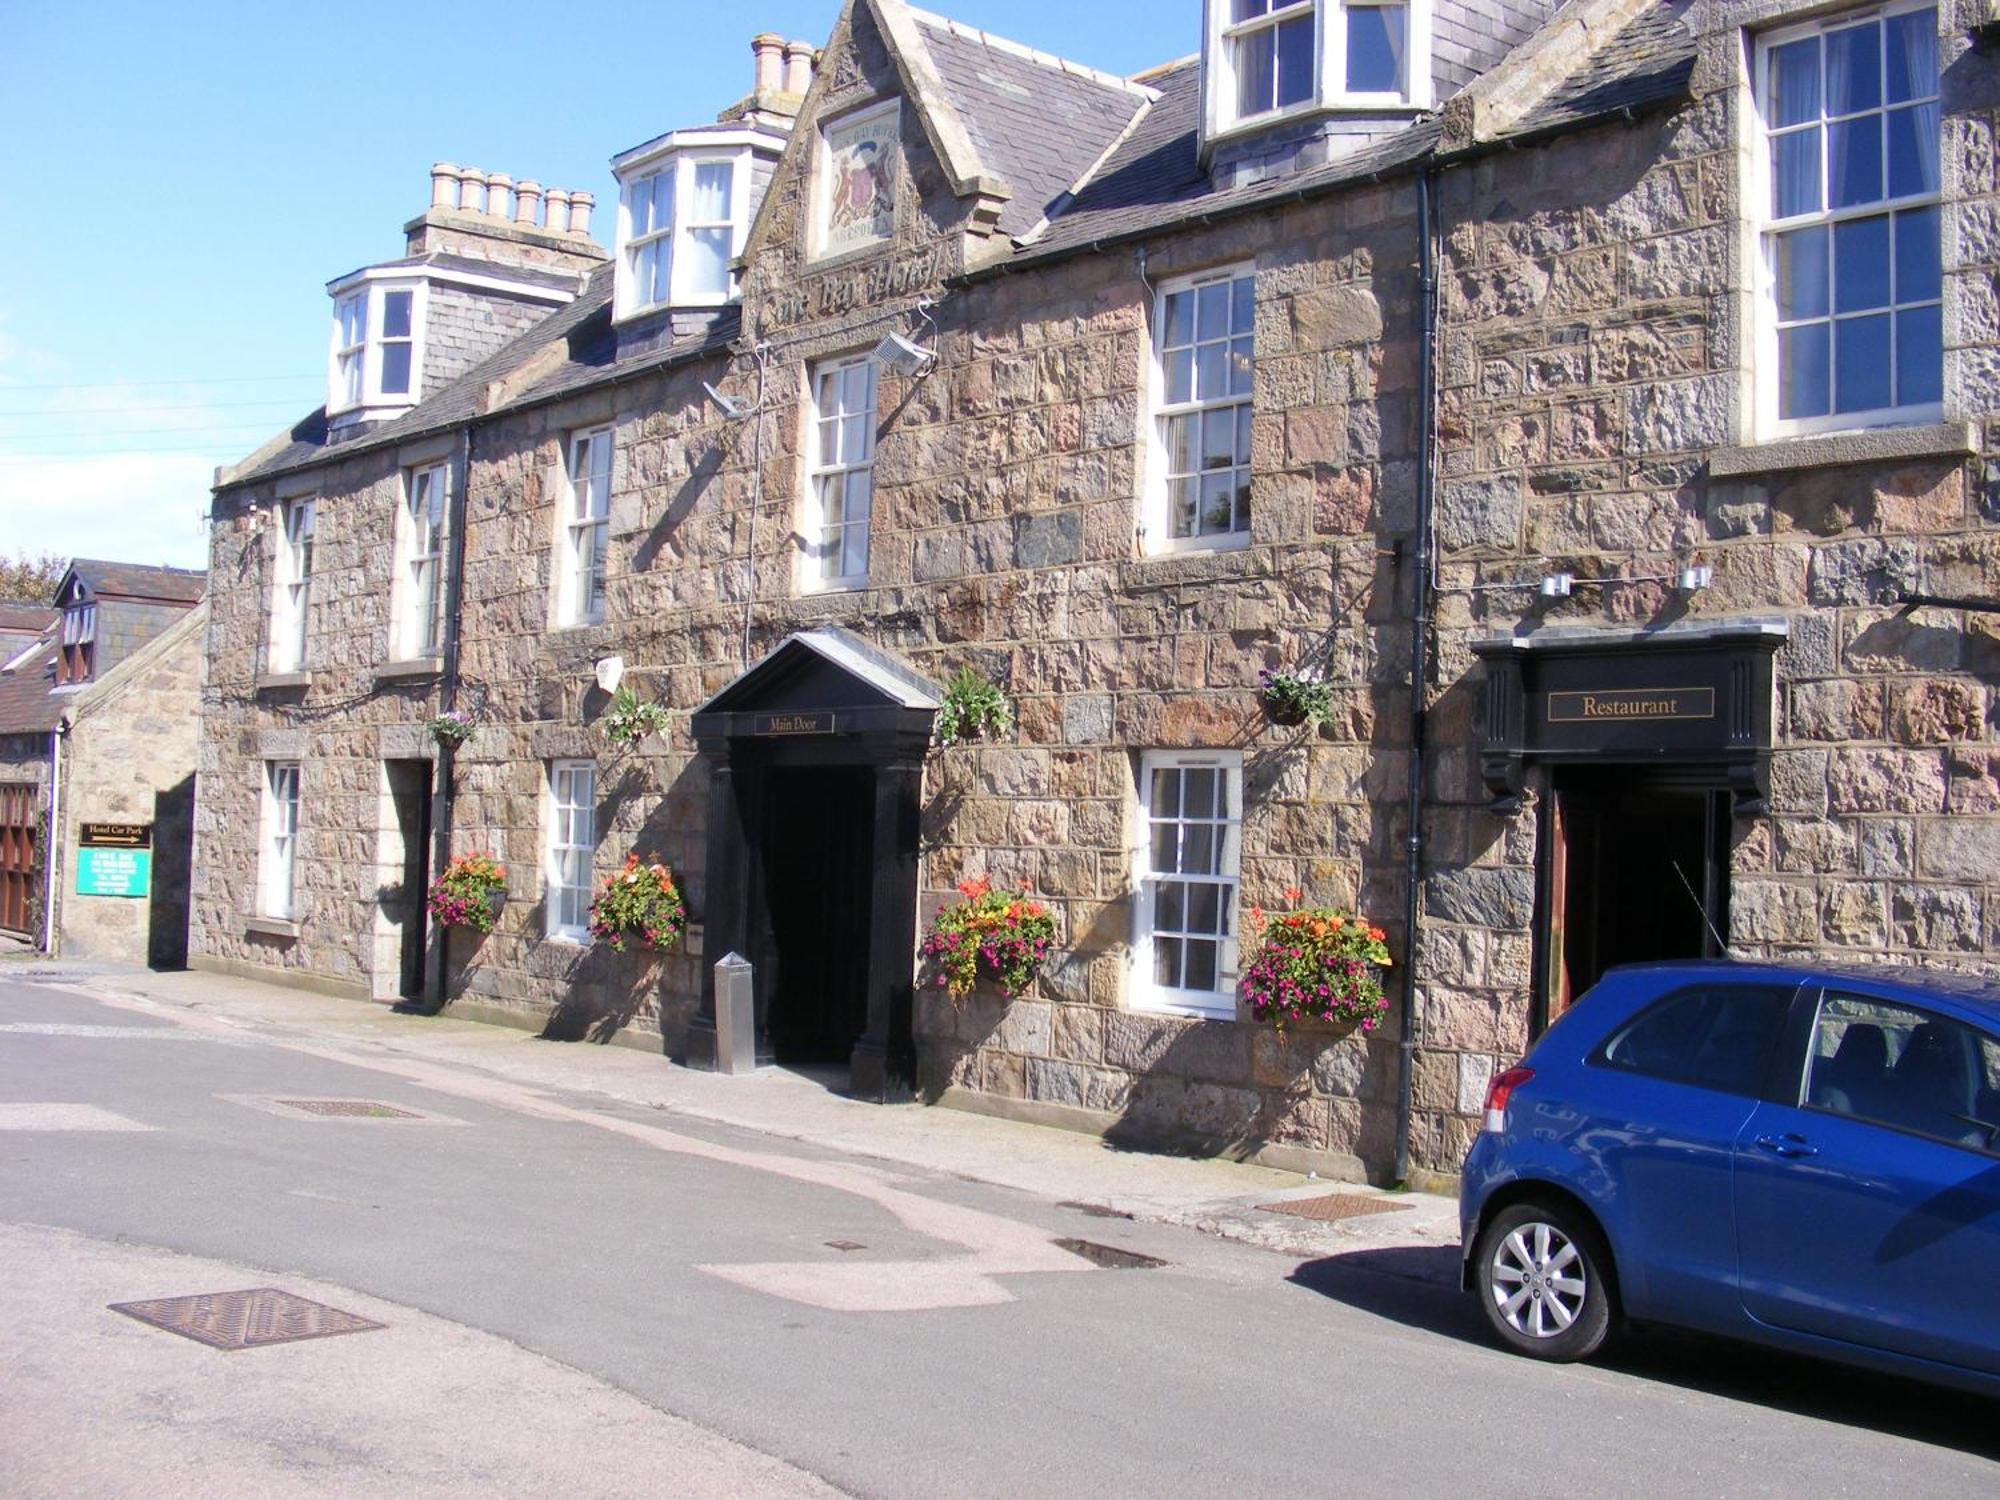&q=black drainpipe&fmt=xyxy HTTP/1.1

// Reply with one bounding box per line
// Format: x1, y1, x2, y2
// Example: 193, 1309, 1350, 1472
430, 421, 474, 1007
1395, 165, 1439, 1186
